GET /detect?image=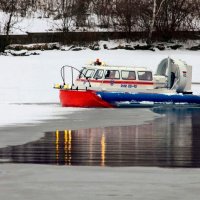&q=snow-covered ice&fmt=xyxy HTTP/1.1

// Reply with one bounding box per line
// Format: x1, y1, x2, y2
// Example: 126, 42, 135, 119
0, 103, 80, 127
0, 49, 200, 126
1, 49, 200, 103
